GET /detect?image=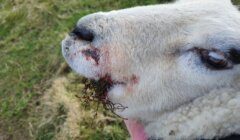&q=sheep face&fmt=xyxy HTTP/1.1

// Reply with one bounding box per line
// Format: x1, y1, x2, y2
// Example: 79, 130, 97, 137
62, 0, 240, 120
